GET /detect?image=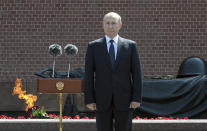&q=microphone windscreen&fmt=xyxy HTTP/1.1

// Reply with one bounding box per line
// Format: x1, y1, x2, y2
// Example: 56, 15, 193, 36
64, 44, 78, 56
49, 44, 62, 57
